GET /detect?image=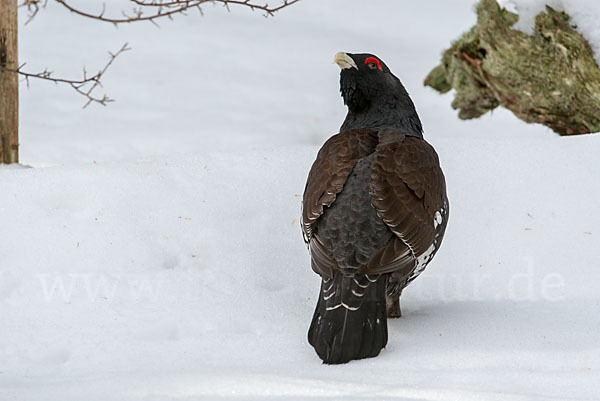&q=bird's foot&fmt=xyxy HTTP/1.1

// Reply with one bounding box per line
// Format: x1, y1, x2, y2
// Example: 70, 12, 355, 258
386, 295, 402, 318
